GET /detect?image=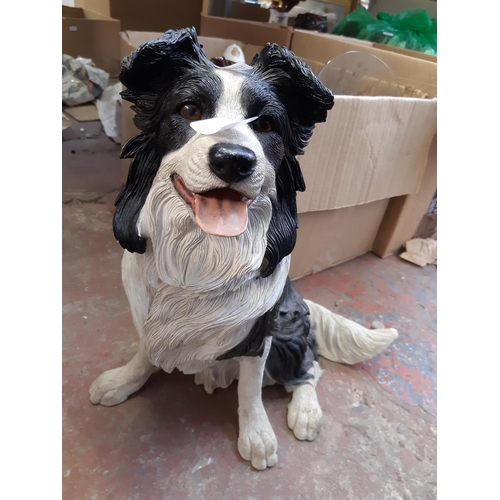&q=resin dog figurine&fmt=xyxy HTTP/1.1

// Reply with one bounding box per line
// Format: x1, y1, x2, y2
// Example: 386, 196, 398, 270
89, 28, 397, 470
